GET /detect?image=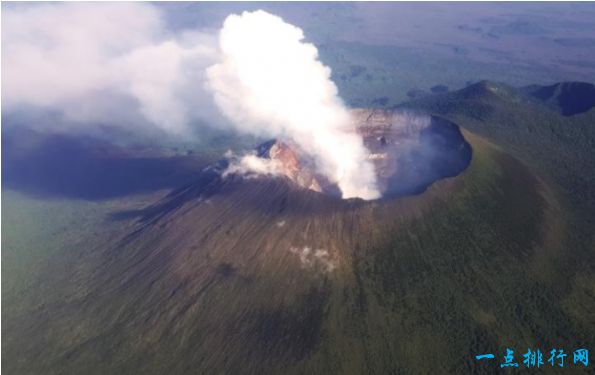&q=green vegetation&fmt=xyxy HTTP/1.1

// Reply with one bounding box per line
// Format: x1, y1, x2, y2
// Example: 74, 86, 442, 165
401, 81, 595, 228
3, 82, 595, 374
